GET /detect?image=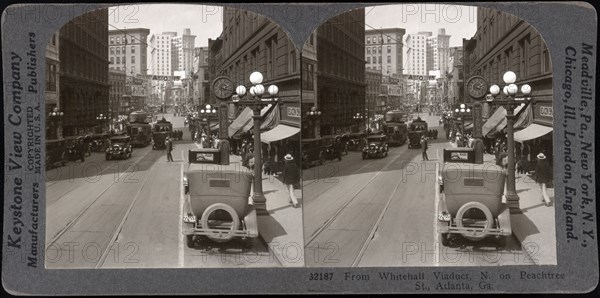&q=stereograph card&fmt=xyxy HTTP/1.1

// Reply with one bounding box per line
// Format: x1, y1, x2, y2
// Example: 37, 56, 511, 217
1, 2, 598, 295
